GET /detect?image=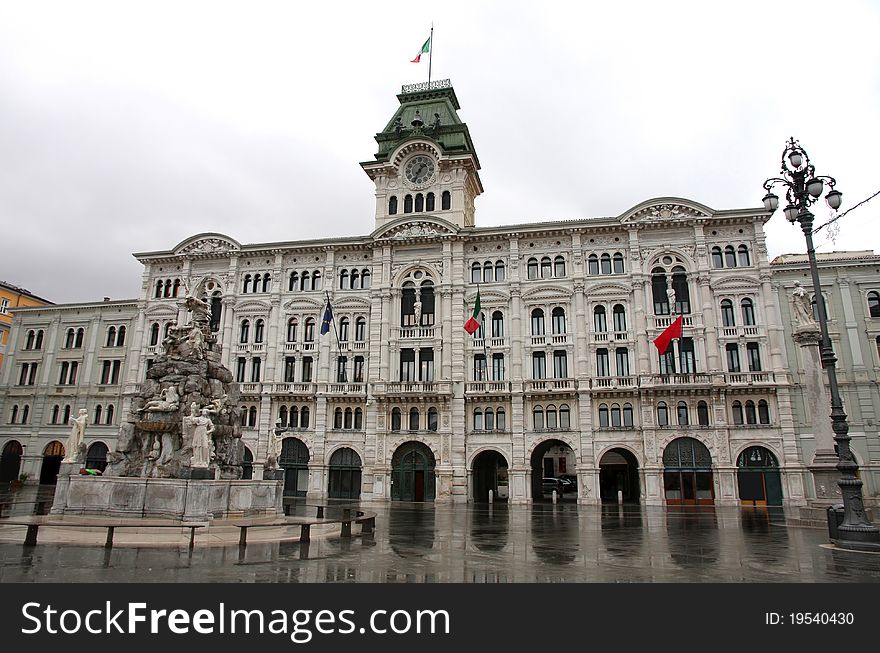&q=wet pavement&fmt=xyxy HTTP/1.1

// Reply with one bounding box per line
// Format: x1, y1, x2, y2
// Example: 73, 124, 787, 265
2, 499, 880, 582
